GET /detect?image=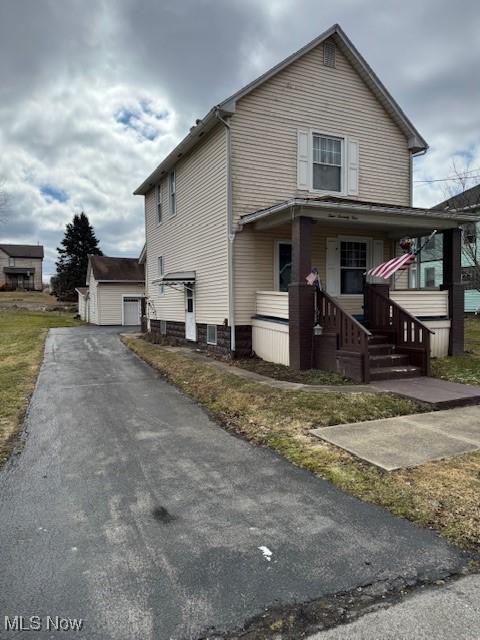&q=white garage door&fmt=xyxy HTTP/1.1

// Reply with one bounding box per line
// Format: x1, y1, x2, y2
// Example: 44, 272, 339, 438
123, 297, 141, 326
